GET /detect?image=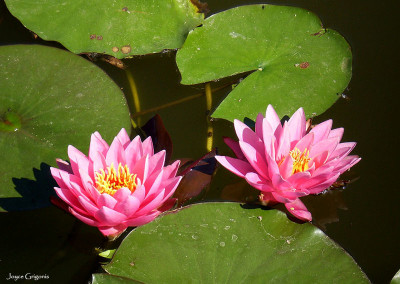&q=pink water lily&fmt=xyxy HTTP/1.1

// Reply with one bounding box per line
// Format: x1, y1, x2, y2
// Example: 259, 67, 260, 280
51, 129, 181, 237
216, 105, 360, 221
